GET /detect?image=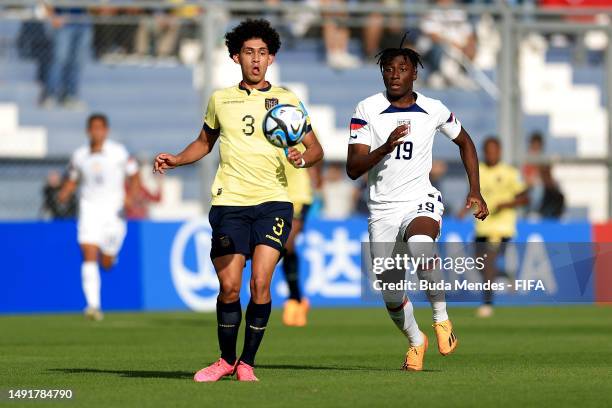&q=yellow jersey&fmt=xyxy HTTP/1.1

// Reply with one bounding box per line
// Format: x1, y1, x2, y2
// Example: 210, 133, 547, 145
204, 84, 311, 206
285, 143, 313, 205
476, 162, 526, 240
